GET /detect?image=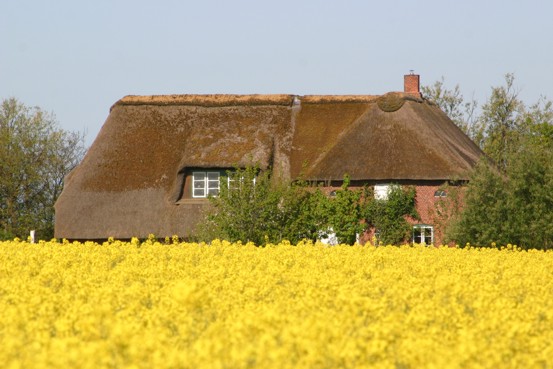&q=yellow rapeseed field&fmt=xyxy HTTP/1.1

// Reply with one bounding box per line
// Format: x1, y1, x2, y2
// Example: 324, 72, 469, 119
1, 239, 552, 369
